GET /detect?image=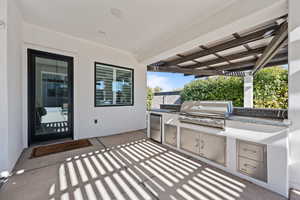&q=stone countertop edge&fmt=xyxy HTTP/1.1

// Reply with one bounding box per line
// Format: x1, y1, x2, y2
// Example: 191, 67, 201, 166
227, 115, 291, 127
148, 109, 291, 127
